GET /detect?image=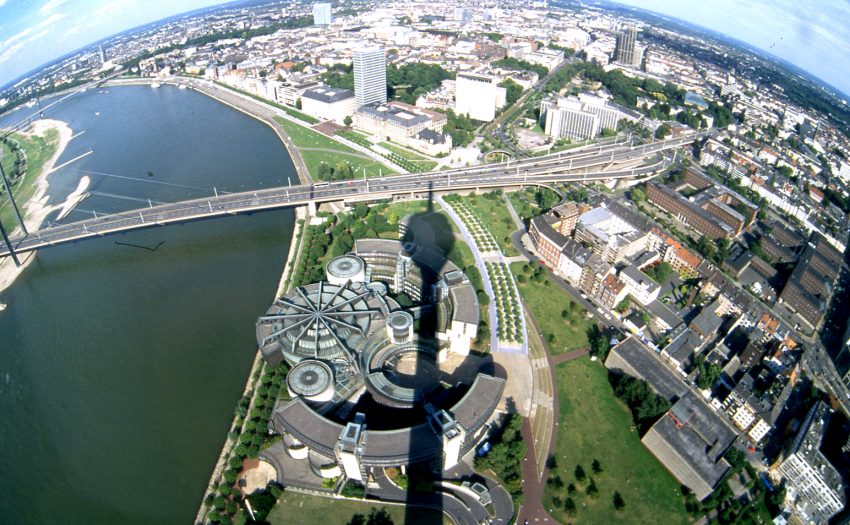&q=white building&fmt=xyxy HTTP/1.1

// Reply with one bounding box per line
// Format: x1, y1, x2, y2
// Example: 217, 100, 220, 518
455, 72, 506, 122
313, 3, 332, 25
778, 402, 846, 524
300, 86, 356, 125
540, 94, 624, 141
525, 48, 564, 70
618, 265, 661, 306
353, 45, 387, 108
